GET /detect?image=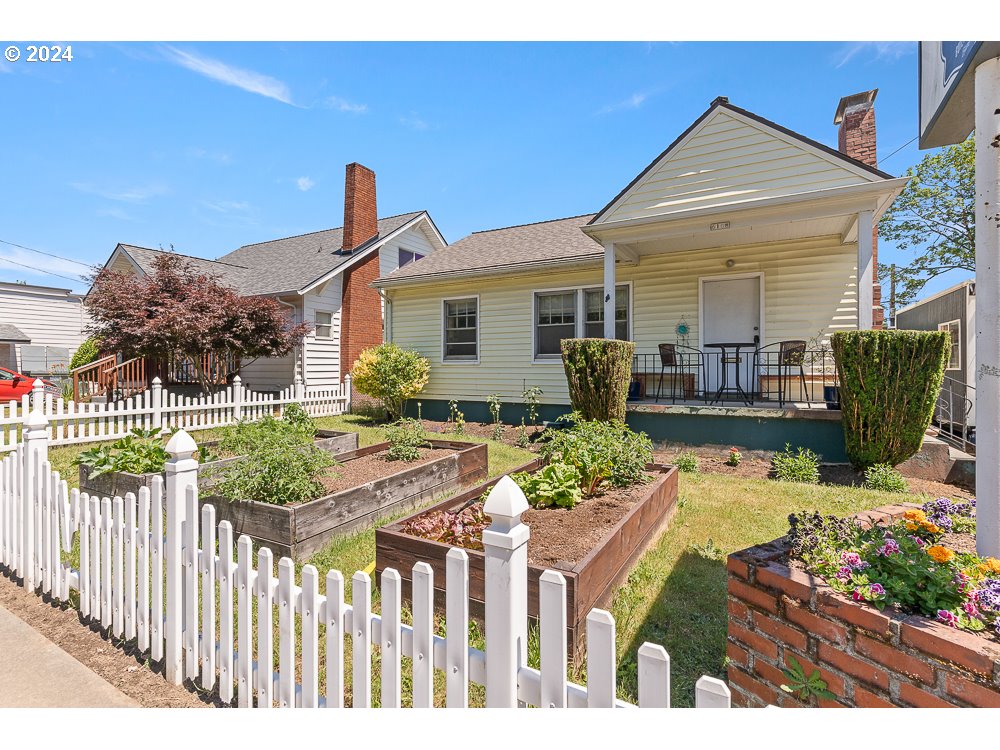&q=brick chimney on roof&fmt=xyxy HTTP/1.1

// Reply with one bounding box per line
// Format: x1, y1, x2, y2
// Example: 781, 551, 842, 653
342, 162, 378, 252
834, 89, 883, 328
